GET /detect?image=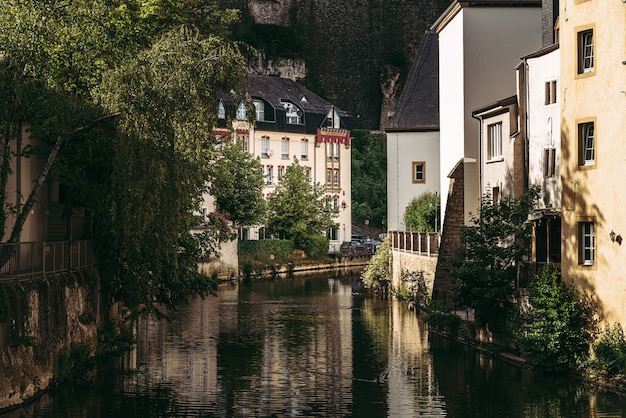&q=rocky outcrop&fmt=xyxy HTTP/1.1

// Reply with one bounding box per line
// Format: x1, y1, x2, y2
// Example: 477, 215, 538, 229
221, 0, 449, 129
248, 52, 307, 81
